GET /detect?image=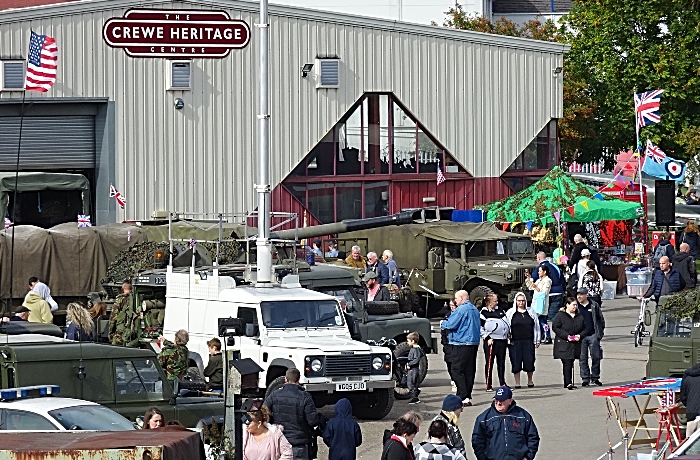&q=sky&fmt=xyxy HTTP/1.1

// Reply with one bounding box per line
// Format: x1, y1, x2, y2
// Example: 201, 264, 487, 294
269, 0, 483, 26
